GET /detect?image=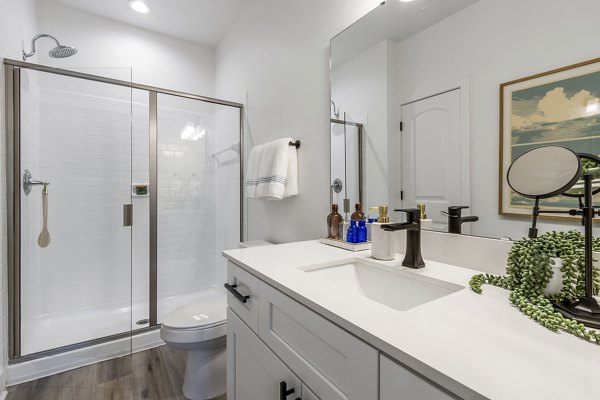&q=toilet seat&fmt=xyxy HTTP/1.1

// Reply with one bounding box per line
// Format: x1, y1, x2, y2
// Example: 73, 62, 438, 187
161, 293, 227, 344
161, 321, 227, 344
